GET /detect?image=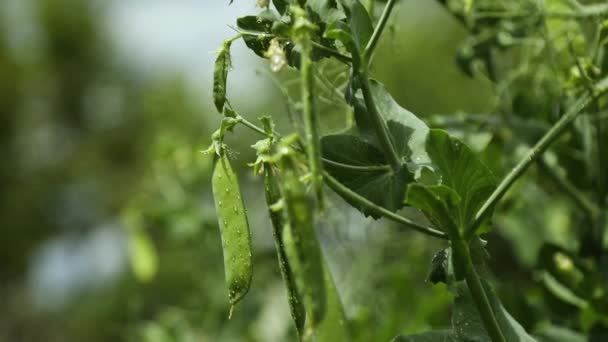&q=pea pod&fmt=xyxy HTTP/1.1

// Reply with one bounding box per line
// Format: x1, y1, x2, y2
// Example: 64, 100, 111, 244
264, 167, 306, 334
212, 154, 253, 309
281, 164, 327, 336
